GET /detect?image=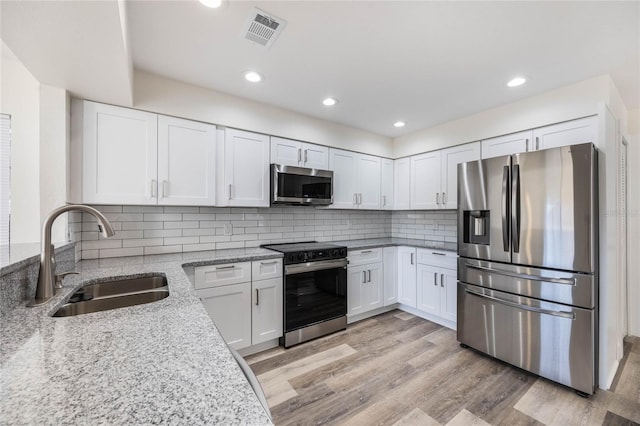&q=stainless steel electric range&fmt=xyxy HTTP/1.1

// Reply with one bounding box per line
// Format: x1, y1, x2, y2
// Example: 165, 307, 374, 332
262, 242, 348, 348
